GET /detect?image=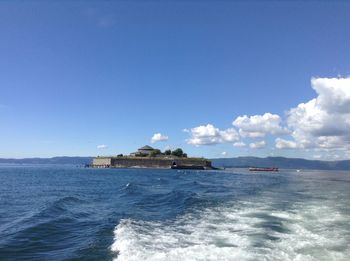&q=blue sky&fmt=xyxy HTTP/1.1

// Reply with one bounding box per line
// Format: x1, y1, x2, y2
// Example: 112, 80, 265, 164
1, 1, 350, 159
